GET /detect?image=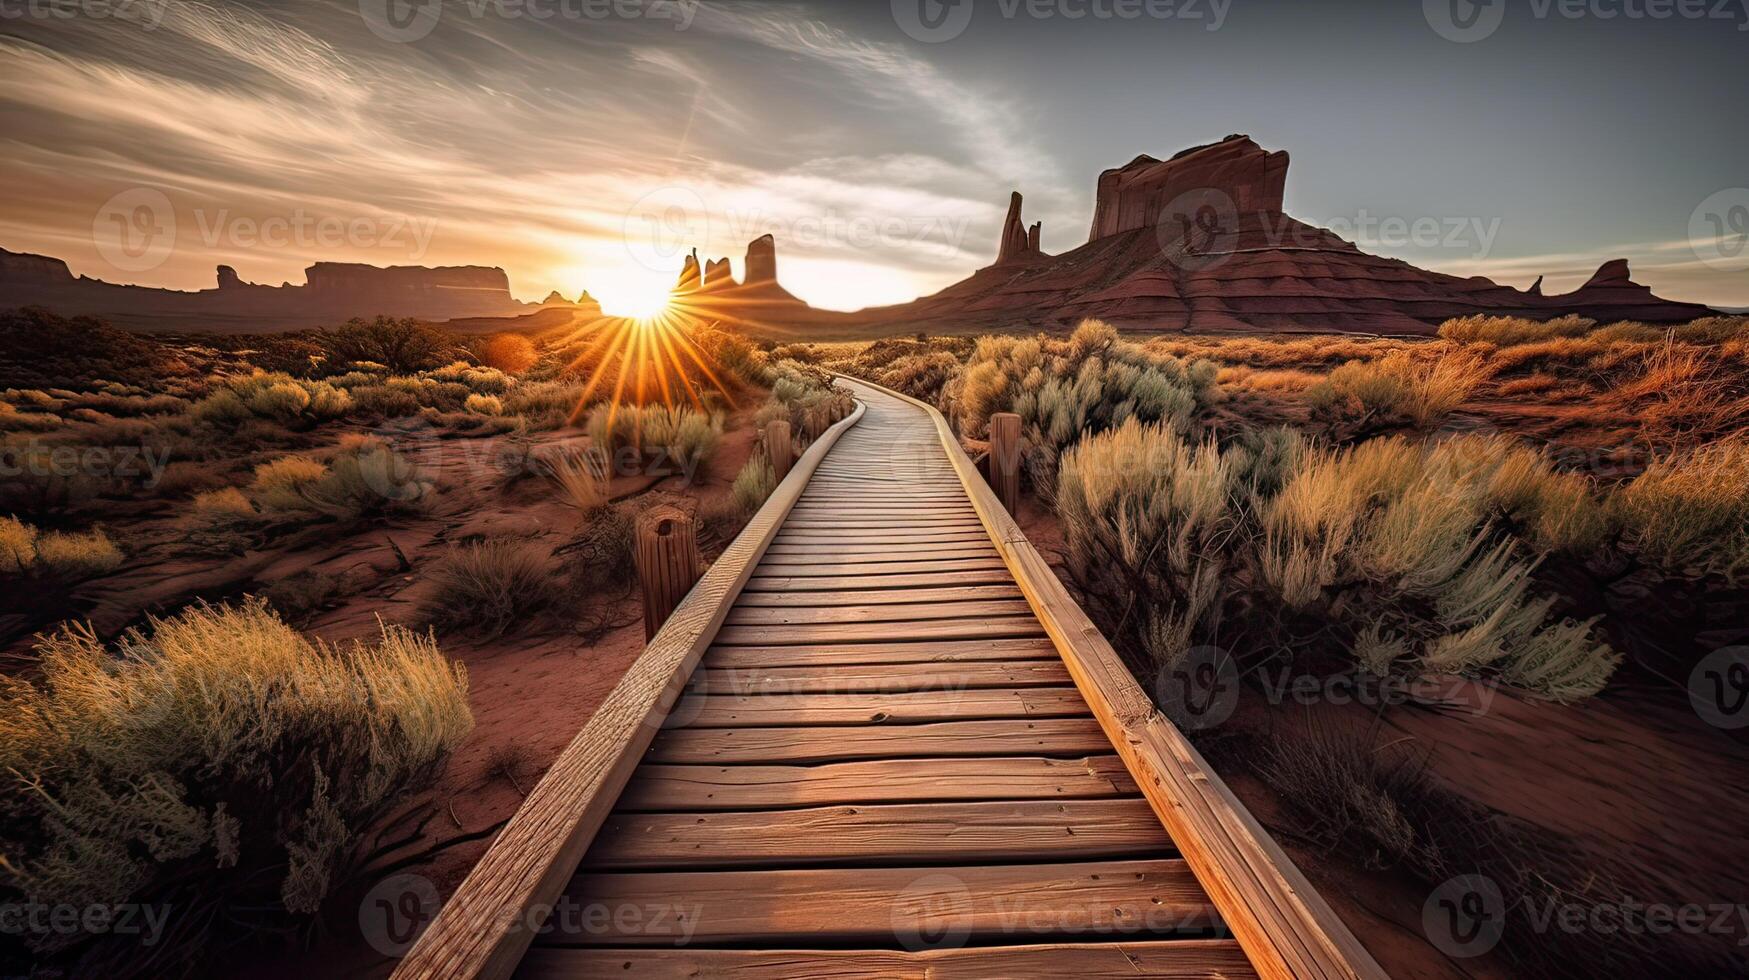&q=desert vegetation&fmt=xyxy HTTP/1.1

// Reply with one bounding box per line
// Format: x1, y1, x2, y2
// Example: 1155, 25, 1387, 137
0, 306, 843, 975
799, 314, 1749, 977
